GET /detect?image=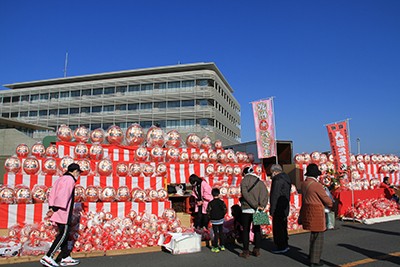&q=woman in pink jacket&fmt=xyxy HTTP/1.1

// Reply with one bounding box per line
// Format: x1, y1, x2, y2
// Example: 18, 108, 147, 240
189, 174, 213, 229
40, 163, 81, 267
